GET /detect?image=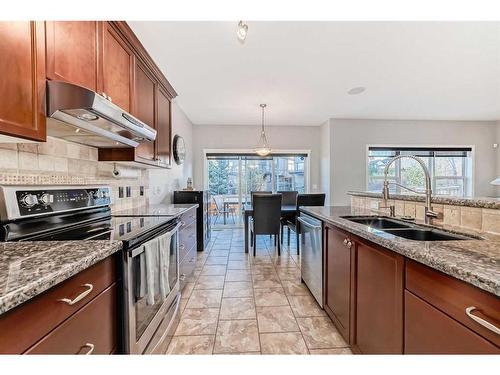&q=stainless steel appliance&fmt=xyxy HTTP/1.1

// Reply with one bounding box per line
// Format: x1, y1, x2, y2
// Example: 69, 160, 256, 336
298, 213, 323, 307
0, 185, 181, 354
46, 80, 156, 148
